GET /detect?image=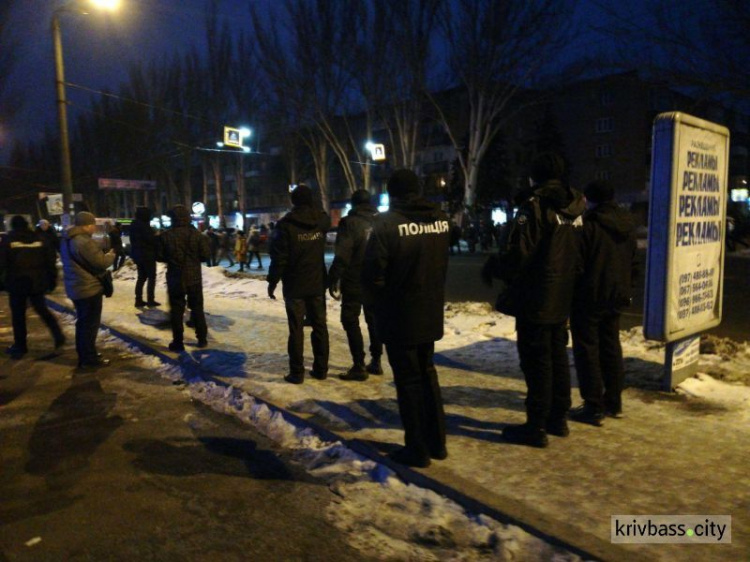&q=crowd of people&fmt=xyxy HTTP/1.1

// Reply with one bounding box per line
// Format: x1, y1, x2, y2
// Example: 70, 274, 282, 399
0, 152, 638, 467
